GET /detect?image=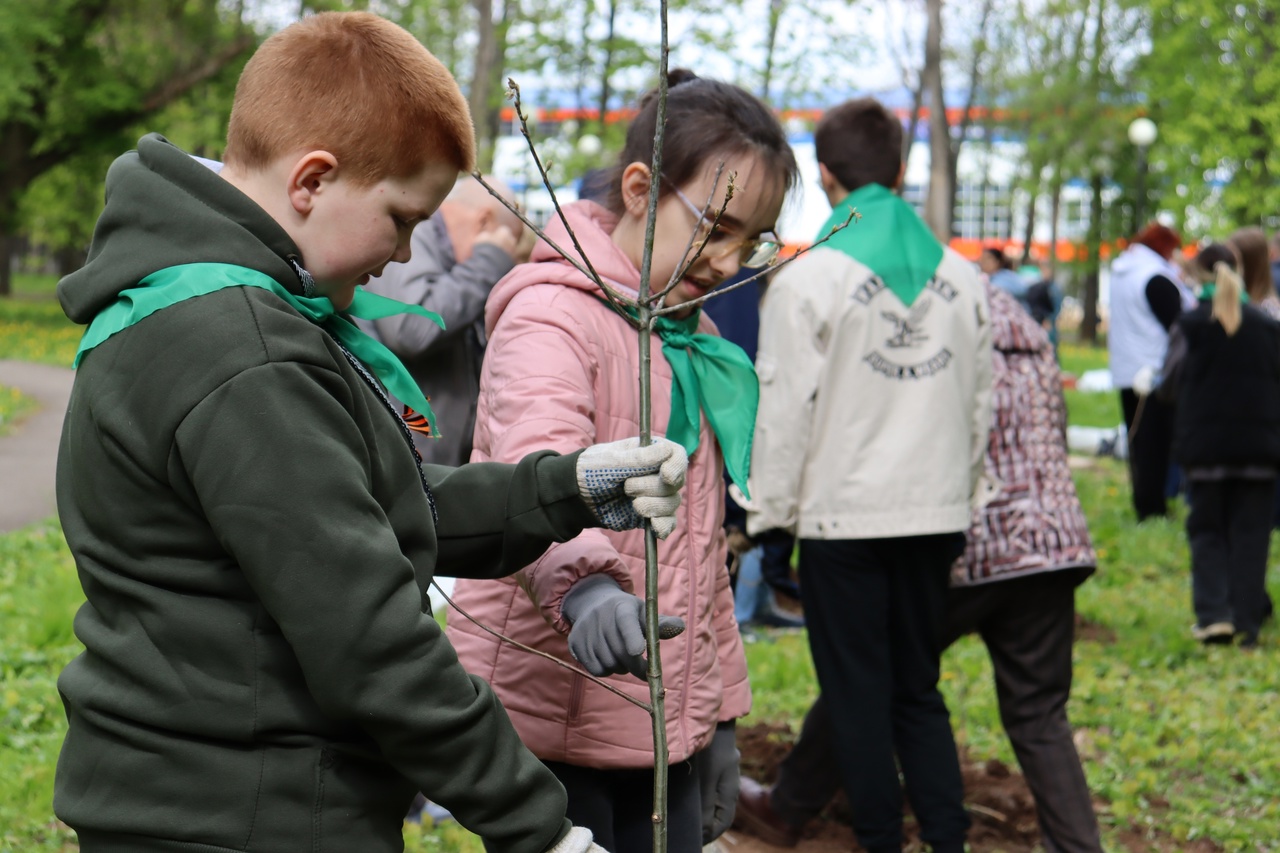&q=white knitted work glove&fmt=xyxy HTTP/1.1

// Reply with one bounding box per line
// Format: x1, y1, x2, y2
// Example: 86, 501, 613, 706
544, 826, 608, 853
576, 437, 687, 538
1132, 365, 1158, 397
